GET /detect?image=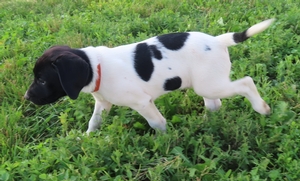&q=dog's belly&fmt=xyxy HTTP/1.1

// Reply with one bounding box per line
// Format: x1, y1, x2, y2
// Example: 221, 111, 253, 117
98, 66, 191, 106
